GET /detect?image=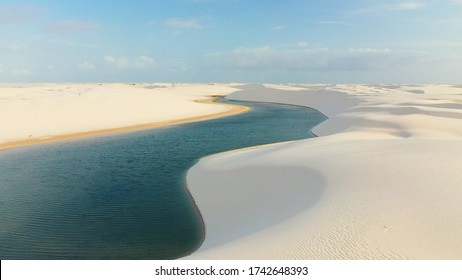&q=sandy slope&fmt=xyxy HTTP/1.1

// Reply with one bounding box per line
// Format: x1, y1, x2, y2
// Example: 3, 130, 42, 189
0, 83, 245, 150
186, 84, 462, 259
